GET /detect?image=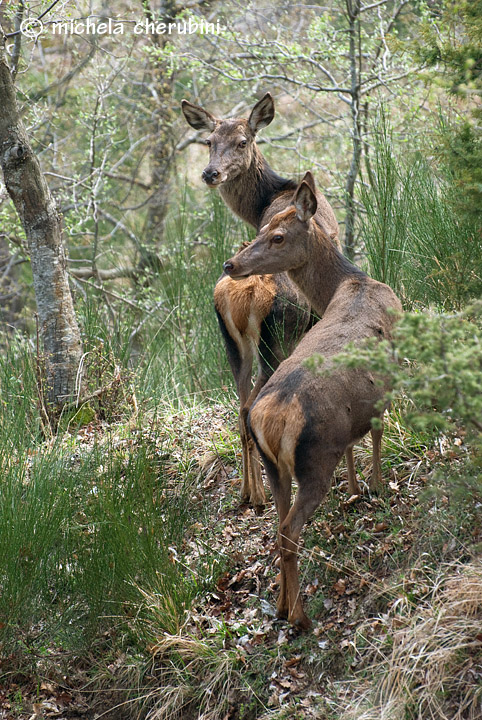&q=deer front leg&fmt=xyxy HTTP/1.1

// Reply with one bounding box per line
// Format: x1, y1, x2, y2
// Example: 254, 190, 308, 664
369, 418, 384, 492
